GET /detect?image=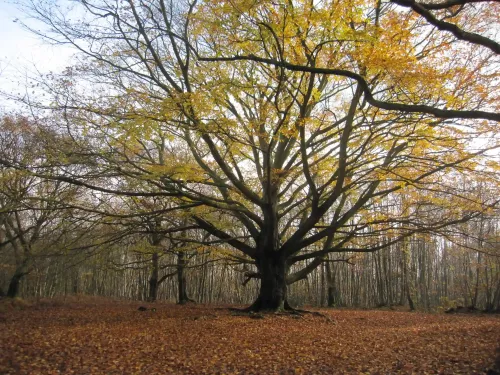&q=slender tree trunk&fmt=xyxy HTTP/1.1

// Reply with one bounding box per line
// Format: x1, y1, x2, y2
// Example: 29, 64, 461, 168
177, 251, 193, 304
148, 252, 159, 302
472, 252, 482, 308
493, 280, 500, 312
72, 270, 79, 295
325, 259, 337, 307
472, 220, 484, 308
375, 251, 386, 306
484, 258, 492, 309
407, 286, 415, 311
320, 262, 326, 306
401, 240, 415, 310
